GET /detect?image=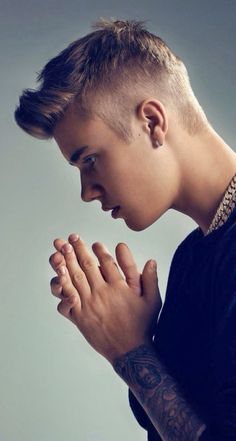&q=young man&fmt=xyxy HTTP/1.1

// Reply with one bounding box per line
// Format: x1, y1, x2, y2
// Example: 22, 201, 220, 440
15, 19, 236, 441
